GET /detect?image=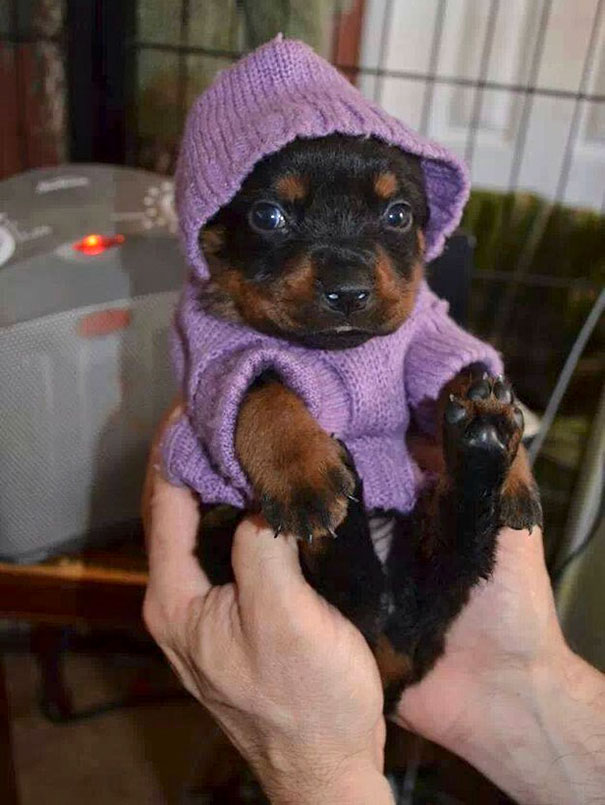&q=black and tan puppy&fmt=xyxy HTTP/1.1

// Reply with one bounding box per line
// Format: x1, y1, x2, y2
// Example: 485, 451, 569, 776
196, 134, 542, 709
